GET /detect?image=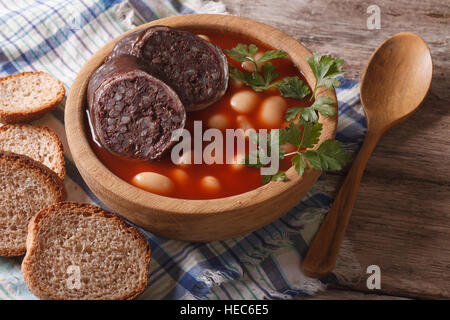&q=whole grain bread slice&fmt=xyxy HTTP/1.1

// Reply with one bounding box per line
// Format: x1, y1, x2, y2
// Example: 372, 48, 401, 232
0, 151, 66, 256
0, 72, 65, 123
0, 124, 65, 179
22, 202, 151, 300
